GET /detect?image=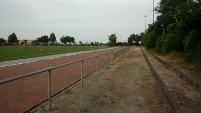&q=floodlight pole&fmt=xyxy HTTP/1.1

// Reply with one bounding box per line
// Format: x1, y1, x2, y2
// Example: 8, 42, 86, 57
144, 15, 147, 32
153, 0, 154, 24
161, 25, 164, 35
